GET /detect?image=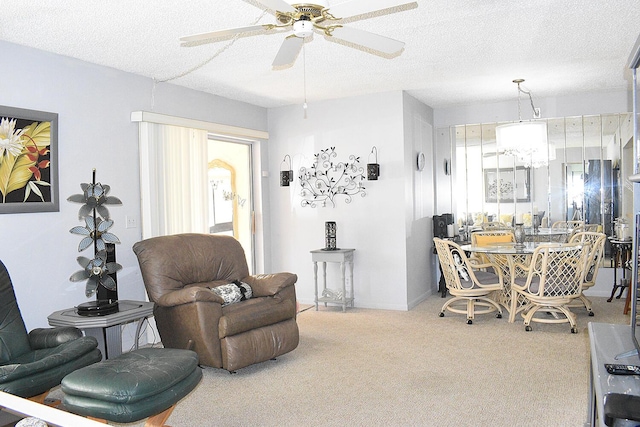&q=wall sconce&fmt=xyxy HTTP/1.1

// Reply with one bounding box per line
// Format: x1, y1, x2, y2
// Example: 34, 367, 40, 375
280, 155, 293, 187
367, 146, 380, 180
